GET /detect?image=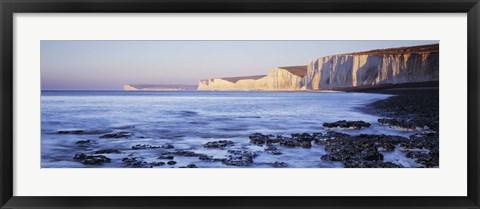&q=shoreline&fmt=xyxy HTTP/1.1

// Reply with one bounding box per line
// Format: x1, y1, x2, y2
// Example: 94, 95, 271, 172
43, 86, 439, 168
